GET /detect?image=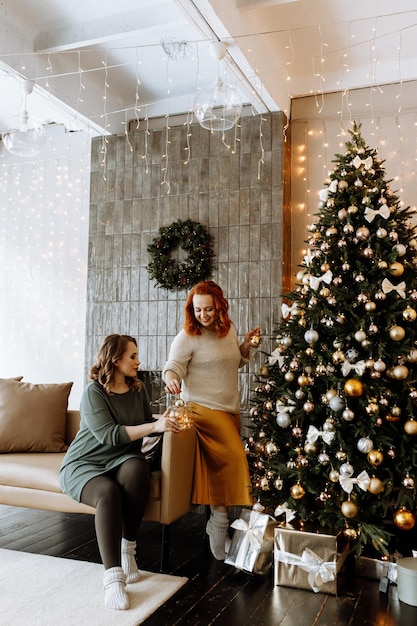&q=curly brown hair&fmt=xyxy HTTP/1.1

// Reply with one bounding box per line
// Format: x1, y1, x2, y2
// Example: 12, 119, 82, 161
89, 334, 142, 395
184, 281, 232, 338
